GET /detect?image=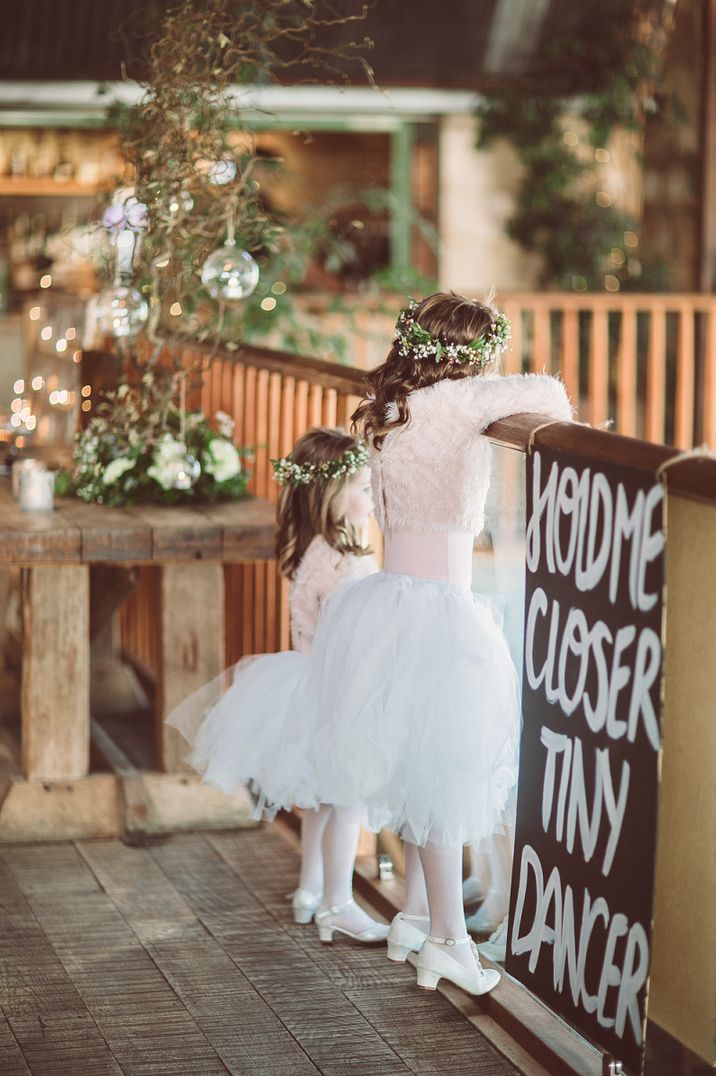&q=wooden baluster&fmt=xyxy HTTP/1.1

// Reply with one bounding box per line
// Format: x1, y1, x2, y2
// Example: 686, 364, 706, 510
532, 303, 550, 373
589, 307, 609, 427
243, 366, 258, 495
267, 373, 282, 502
322, 388, 338, 427
646, 306, 666, 444
200, 355, 212, 415
254, 369, 270, 498
232, 363, 246, 447
675, 304, 695, 448
336, 392, 351, 430
280, 376, 296, 457
308, 383, 323, 428
294, 380, 309, 440
210, 359, 223, 415
221, 357, 233, 413
502, 301, 522, 374
704, 305, 716, 448
618, 305, 638, 438
561, 308, 579, 407
22, 565, 90, 781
